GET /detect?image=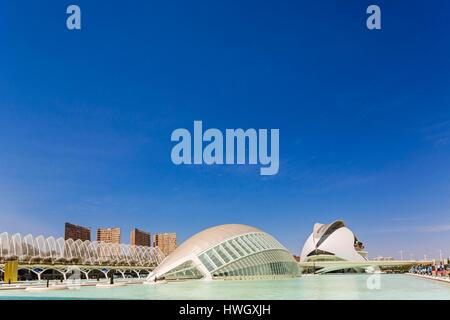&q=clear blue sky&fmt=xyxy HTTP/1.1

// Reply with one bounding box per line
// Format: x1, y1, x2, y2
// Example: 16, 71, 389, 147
1, 1, 449, 259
